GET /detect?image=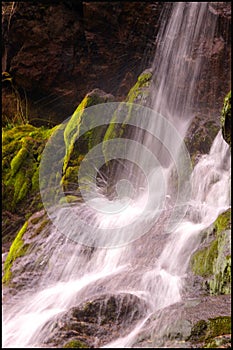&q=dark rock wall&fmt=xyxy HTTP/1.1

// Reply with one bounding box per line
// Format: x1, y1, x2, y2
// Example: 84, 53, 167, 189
2, 2, 231, 126
2, 1, 163, 125
193, 2, 231, 117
